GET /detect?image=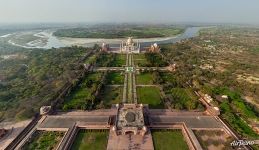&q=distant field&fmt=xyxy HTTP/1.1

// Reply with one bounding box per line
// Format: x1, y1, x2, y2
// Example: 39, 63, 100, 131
54, 26, 184, 39
71, 130, 108, 150
152, 129, 189, 150
137, 86, 164, 108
